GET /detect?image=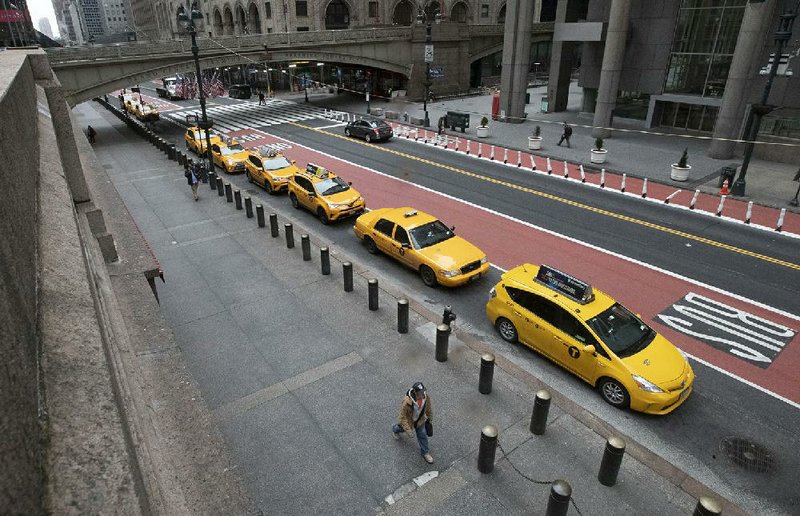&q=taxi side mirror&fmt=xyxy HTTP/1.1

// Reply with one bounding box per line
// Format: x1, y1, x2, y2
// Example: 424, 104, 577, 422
348, 181, 352, 186
583, 344, 597, 356
291, 160, 296, 164
308, 192, 316, 197
450, 225, 456, 231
